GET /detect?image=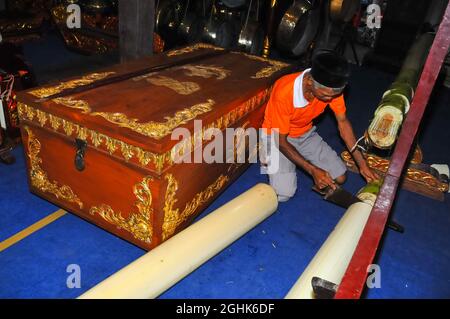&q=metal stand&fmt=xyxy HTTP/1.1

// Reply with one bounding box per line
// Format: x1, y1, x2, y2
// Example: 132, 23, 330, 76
262, 0, 277, 58
312, 277, 338, 299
